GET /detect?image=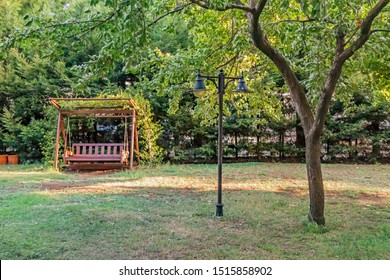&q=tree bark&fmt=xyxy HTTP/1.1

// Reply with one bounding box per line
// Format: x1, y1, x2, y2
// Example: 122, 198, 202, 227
305, 135, 325, 225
